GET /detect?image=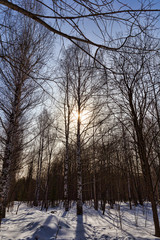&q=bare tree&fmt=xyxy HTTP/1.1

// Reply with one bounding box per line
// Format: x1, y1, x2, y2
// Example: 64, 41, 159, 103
109, 35, 160, 237
0, 0, 159, 59
59, 43, 103, 215
0, 4, 52, 223
33, 112, 45, 207
33, 109, 57, 208
57, 55, 76, 211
